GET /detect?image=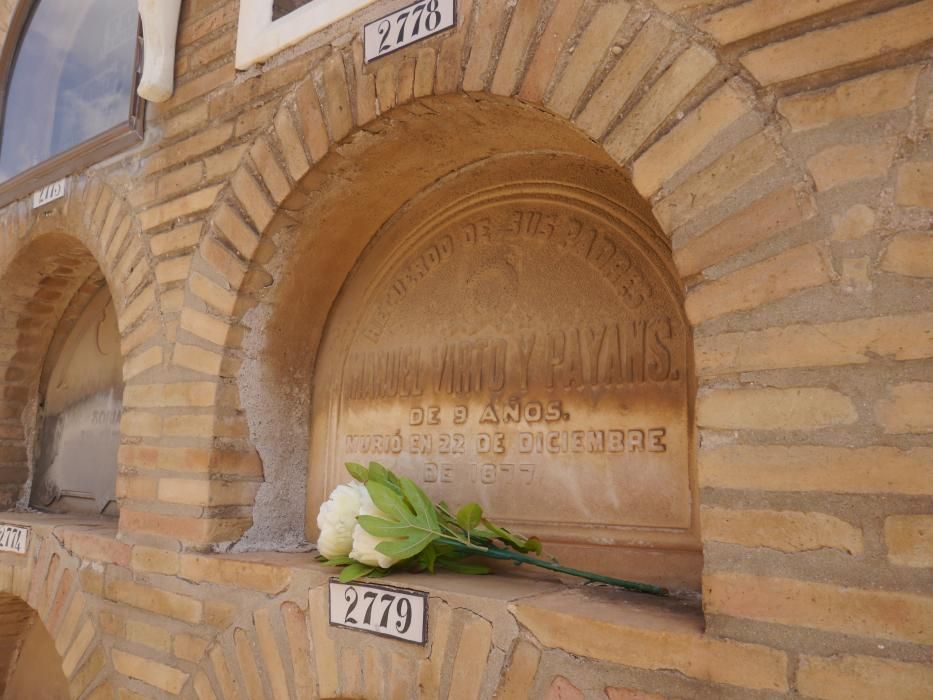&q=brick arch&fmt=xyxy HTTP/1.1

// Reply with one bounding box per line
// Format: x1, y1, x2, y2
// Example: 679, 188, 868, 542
167, 0, 845, 546
0, 528, 113, 698
0, 176, 162, 509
